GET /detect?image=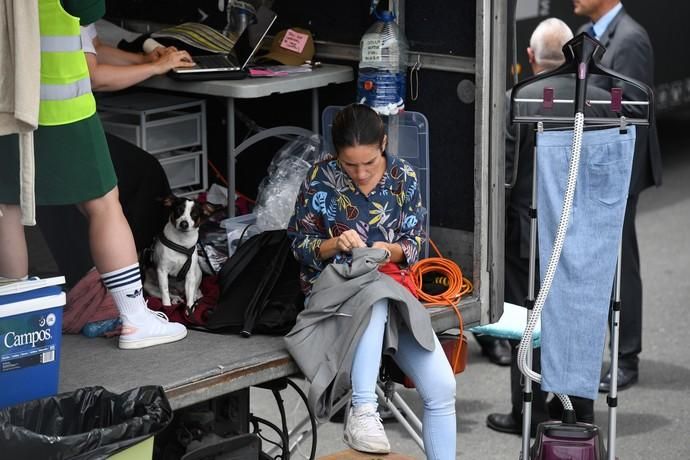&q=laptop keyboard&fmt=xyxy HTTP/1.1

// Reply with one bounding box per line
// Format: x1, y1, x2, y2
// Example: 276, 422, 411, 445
193, 55, 239, 69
